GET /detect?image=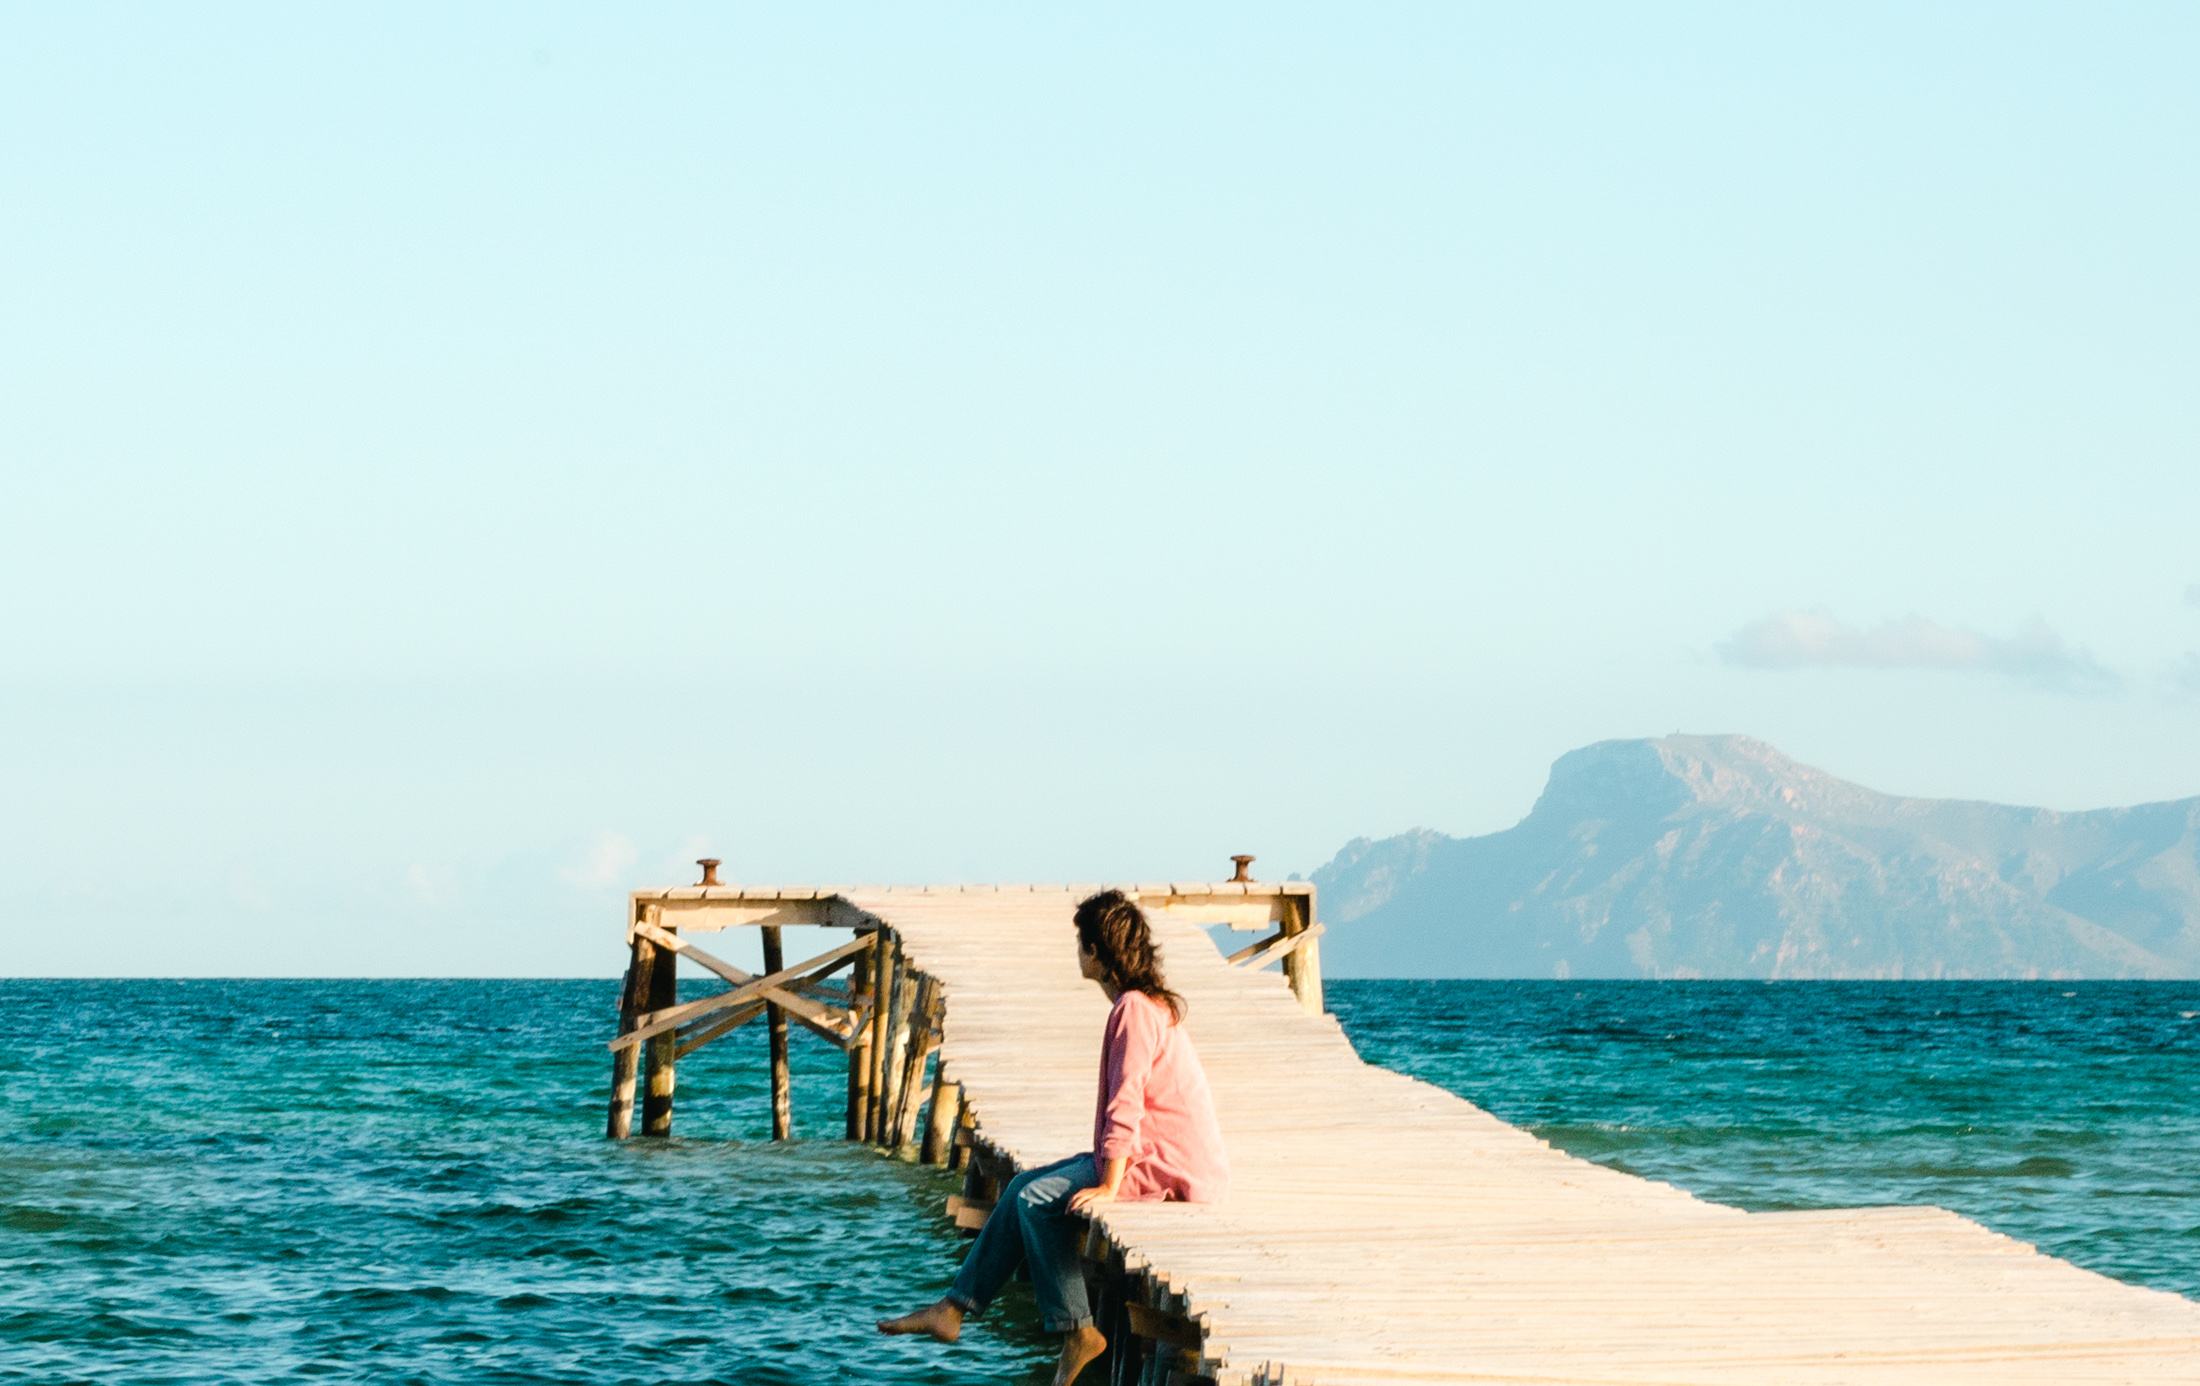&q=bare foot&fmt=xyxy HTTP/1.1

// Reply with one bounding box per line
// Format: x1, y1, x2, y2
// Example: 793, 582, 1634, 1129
877, 1299, 963, 1343
1052, 1324, 1107, 1386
